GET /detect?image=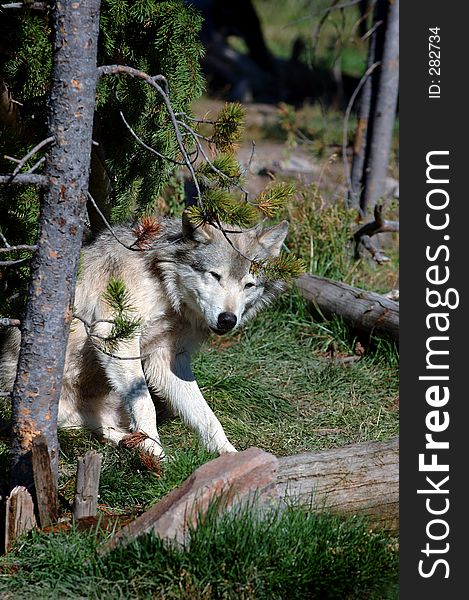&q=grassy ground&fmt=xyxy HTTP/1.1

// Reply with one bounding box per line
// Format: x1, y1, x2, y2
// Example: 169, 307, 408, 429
0, 503, 398, 599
